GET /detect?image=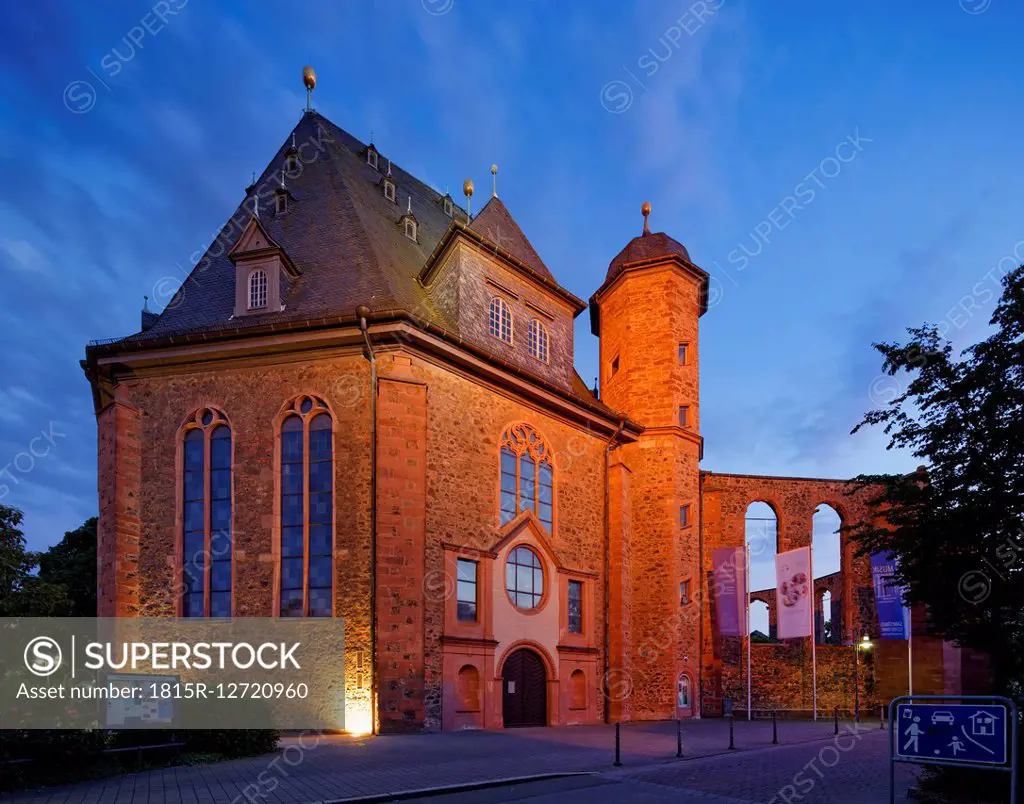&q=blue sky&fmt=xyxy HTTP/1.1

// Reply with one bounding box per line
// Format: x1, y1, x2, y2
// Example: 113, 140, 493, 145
1, 0, 1022, 555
